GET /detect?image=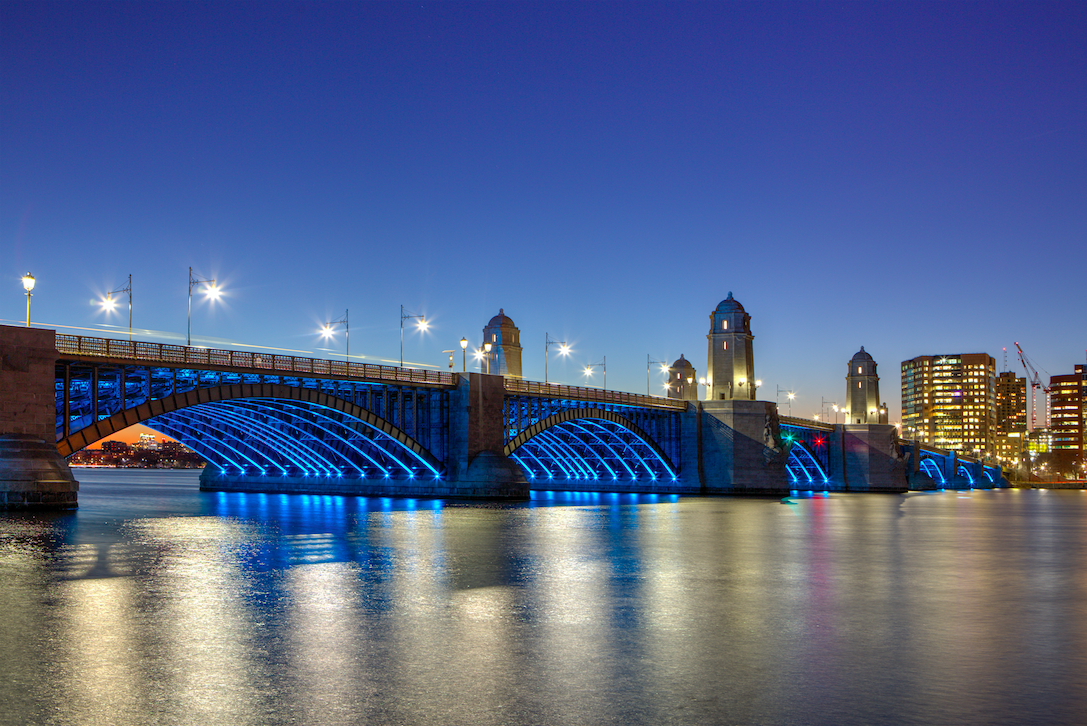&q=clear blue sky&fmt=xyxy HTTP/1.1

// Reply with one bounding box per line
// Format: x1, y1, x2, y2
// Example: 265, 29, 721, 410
3, 1, 1084, 423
